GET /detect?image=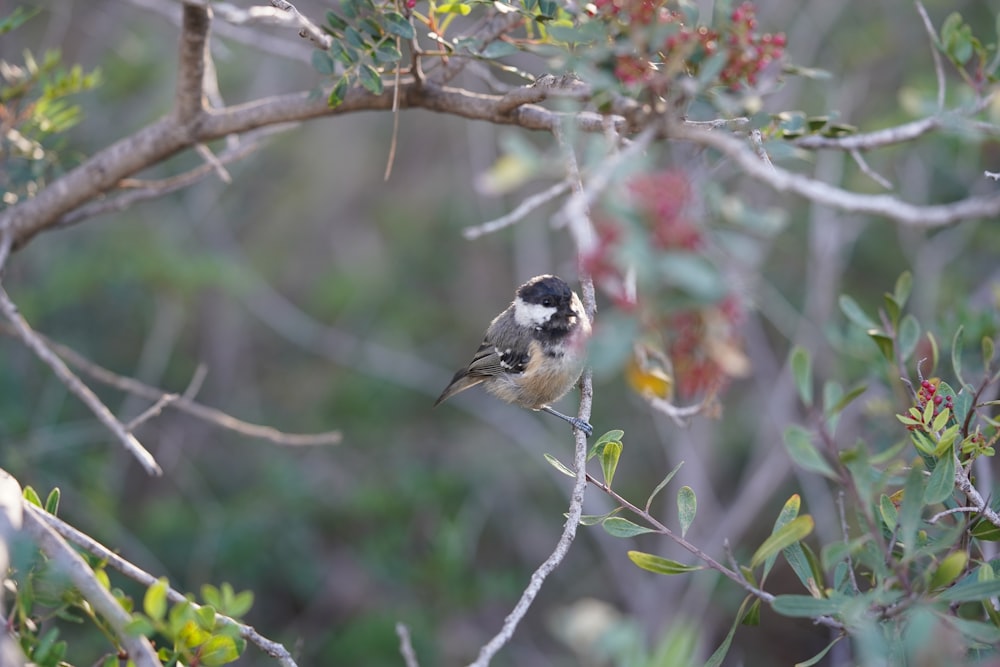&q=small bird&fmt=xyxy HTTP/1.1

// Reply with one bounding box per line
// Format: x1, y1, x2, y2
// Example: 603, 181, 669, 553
435, 274, 593, 436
